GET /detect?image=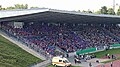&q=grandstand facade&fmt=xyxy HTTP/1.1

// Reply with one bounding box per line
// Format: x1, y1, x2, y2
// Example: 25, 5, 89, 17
0, 8, 120, 58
